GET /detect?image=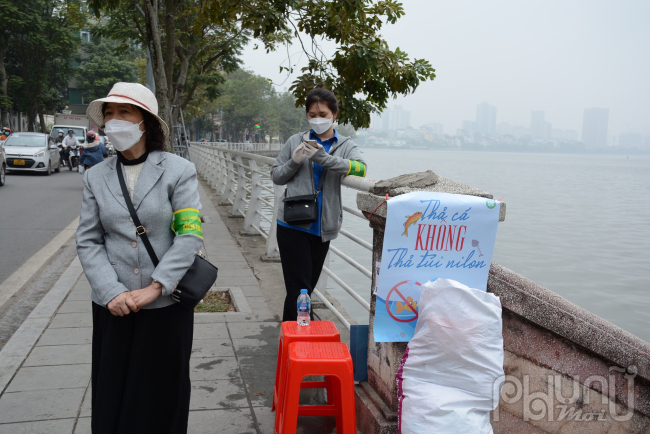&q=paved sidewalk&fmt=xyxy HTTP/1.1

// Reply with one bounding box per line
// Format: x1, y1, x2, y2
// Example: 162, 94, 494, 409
0, 181, 343, 433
